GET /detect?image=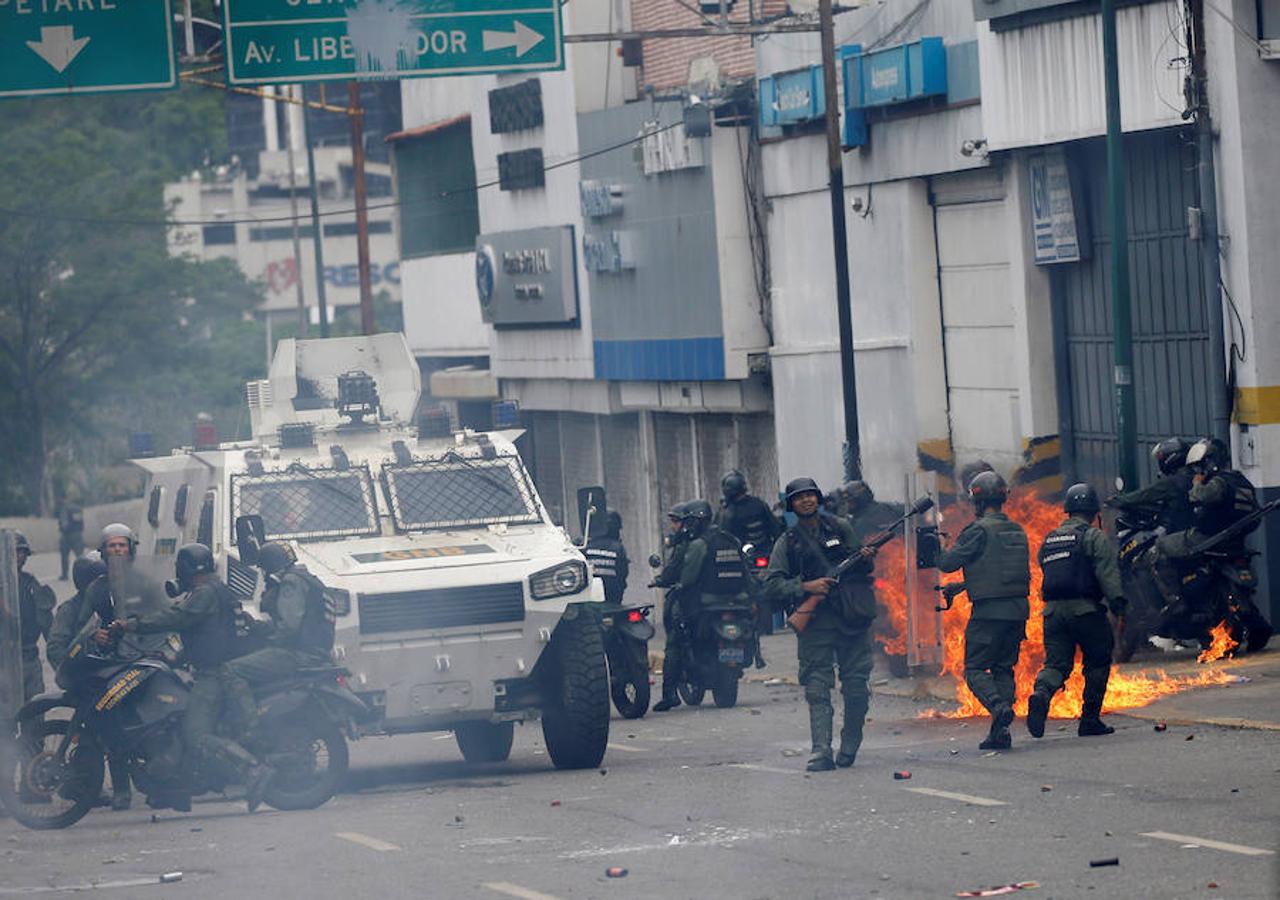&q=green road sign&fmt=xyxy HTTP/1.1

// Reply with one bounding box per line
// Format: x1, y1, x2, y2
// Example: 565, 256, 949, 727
222, 0, 563, 85
0, 0, 176, 99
